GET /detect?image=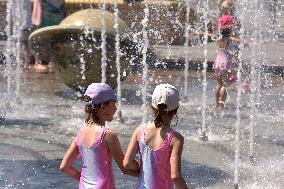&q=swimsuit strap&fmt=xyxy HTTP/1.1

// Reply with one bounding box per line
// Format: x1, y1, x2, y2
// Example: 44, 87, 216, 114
76, 133, 81, 146
97, 127, 109, 144
139, 124, 147, 143
167, 129, 176, 143
76, 127, 86, 146
161, 128, 176, 149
